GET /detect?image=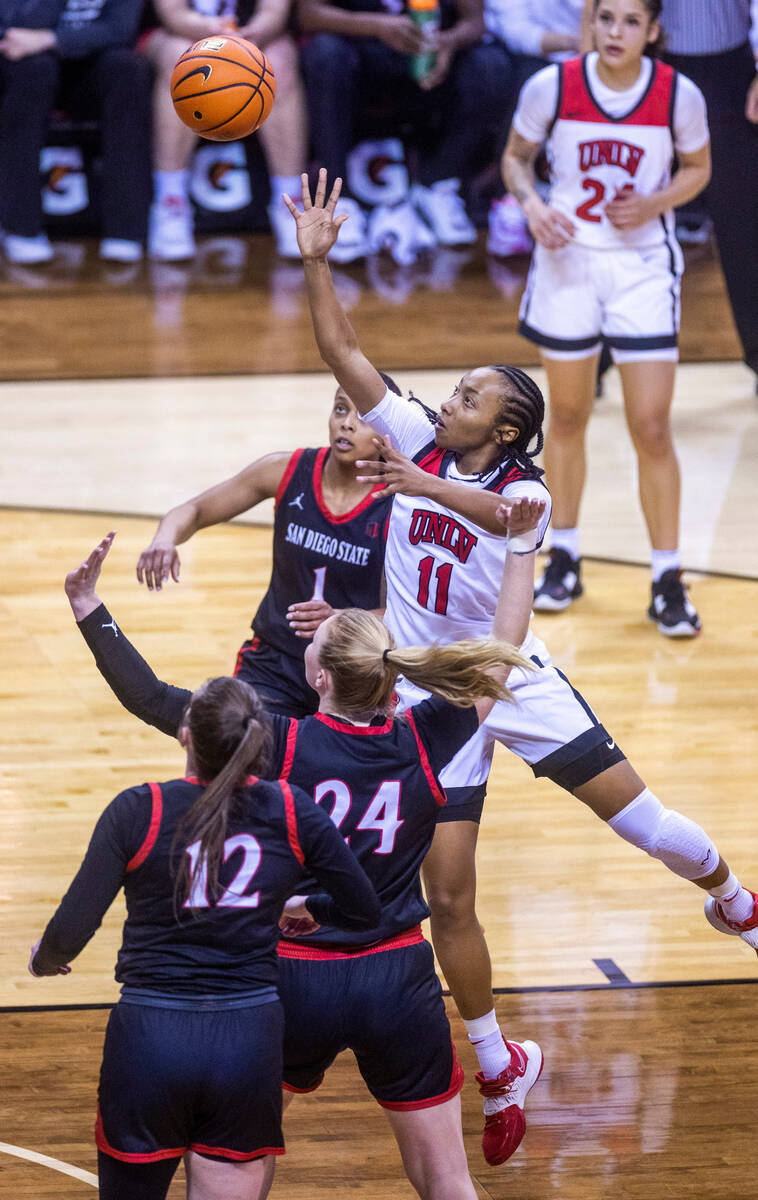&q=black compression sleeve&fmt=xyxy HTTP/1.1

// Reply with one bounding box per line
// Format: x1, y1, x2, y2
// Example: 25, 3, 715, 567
77, 604, 190, 737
